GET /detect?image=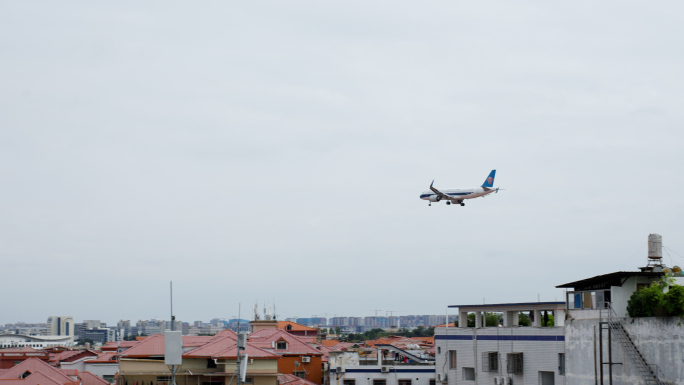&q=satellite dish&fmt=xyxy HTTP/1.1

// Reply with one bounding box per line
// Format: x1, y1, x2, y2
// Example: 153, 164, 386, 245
294, 361, 300, 367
